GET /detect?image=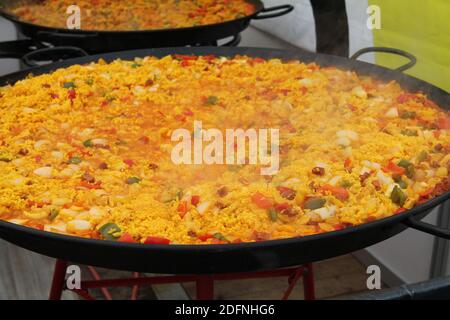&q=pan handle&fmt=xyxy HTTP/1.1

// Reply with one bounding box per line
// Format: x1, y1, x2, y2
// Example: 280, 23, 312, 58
36, 30, 100, 43
222, 34, 242, 47
405, 216, 450, 239
351, 47, 417, 73
0, 40, 46, 59
253, 4, 294, 20
22, 46, 89, 67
